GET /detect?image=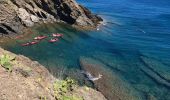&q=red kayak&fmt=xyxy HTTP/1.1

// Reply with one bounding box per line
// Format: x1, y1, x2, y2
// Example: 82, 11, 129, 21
34, 35, 47, 40
30, 41, 39, 45
52, 33, 63, 37
21, 41, 39, 46
49, 38, 59, 43
21, 42, 31, 46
